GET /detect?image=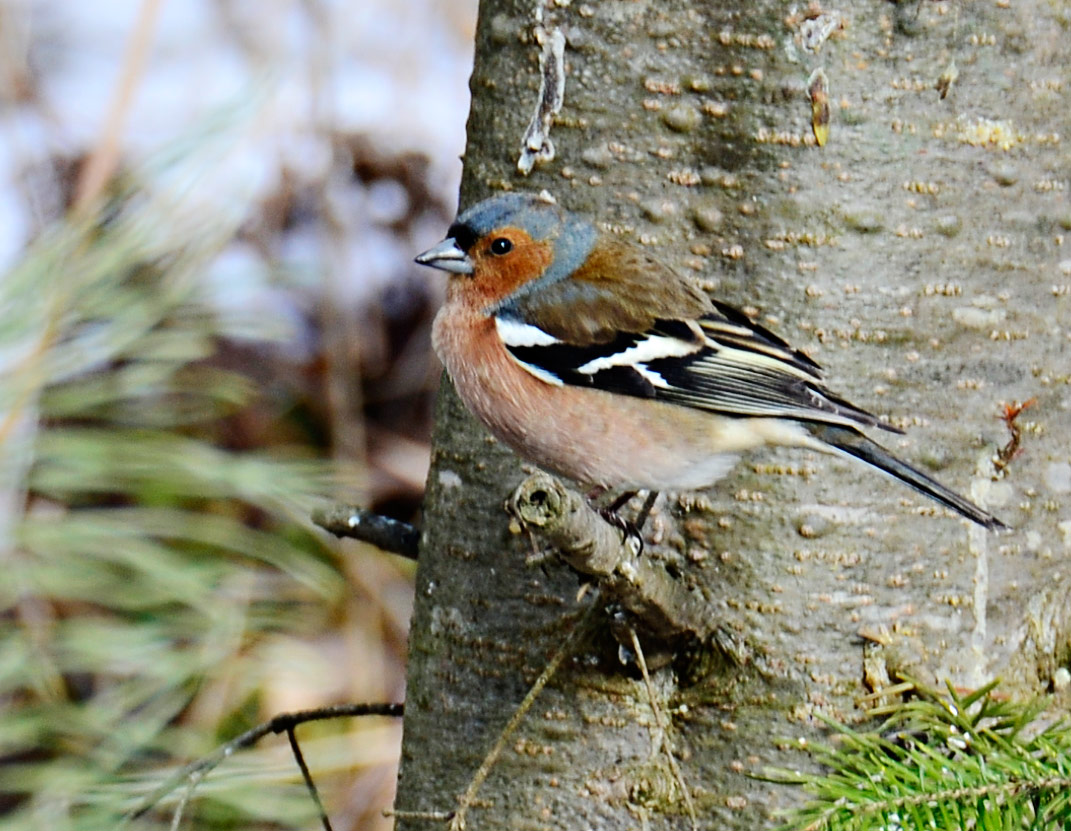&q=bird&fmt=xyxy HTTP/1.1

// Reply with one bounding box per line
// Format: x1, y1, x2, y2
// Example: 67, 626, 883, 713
415, 191, 1005, 530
